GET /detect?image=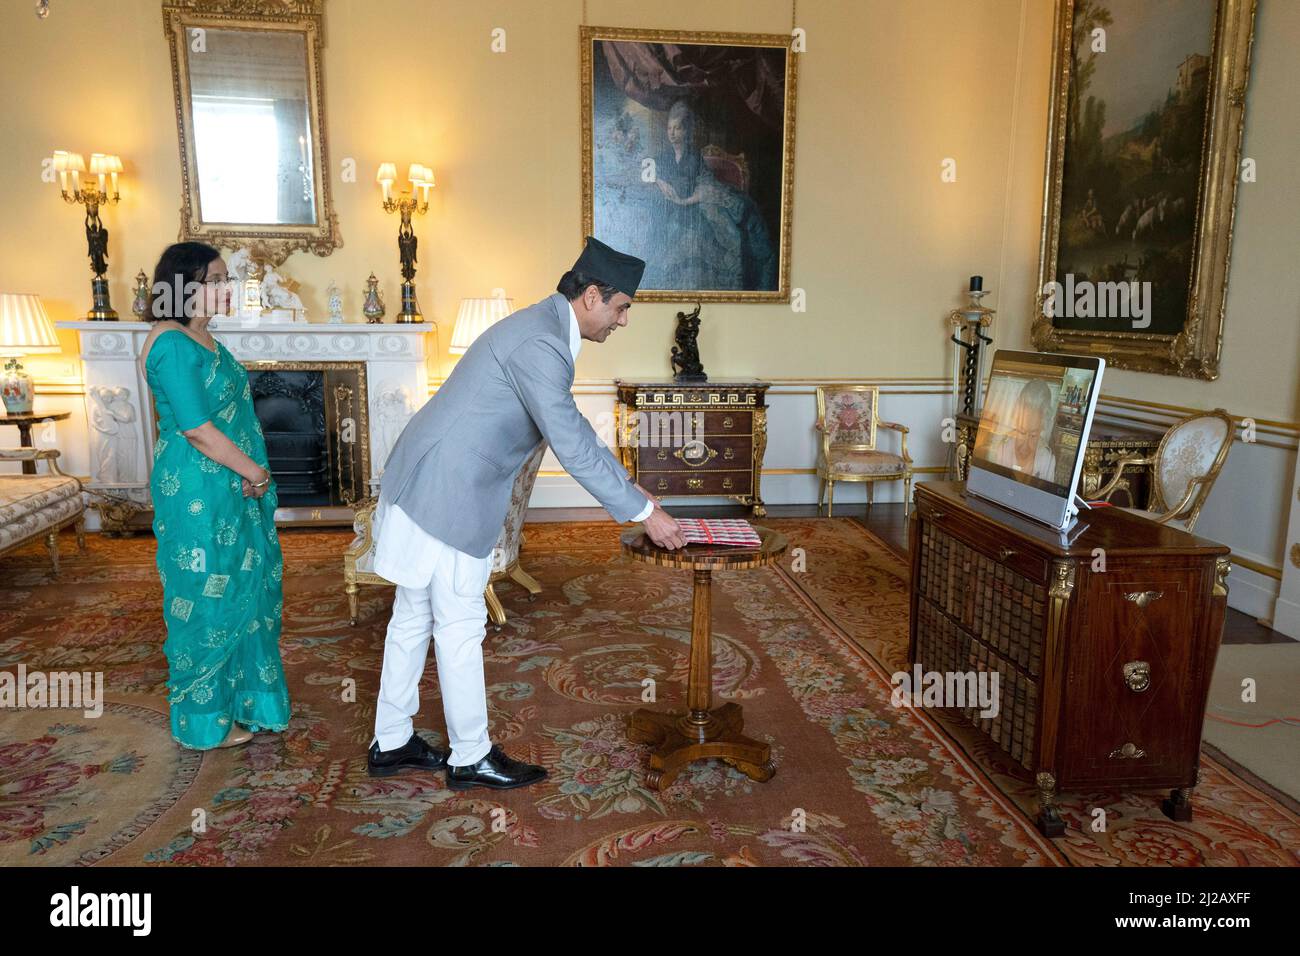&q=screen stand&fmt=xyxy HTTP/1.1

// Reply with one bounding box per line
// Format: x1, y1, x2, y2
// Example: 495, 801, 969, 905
1056, 493, 1093, 536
